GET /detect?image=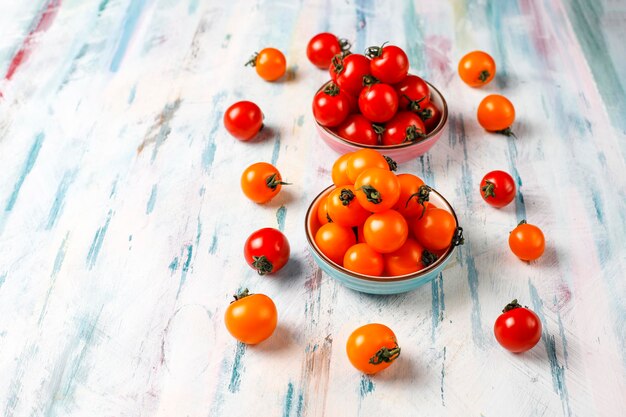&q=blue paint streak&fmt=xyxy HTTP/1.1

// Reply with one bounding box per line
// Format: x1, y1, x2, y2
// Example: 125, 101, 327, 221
202, 91, 226, 172
354, 0, 371, 52
228, 342, 246, 393
208, 234, 218, 254
195, 216, 202, 245
47, 170, 76, 229
5, 133, 44, 211
146, 184, 157, 214
440, 346, 446, 406
402, 0, 426, 74
0, 272, 6, 288
296, 115, 304, 127
463, 249, 484, 347
271, 136, 281, 165
109, 176, 119, 198
296, 392, 304, 417
555, 298, 569, 367
176, 244, 193, 297
86, 210, 113, 269
188, 0, 199, 14
128, 84, 137, 104
283, 382, 294, 417
168, 257, 179, 273
359, 375, 374, 396
529, 282, 572, 417
431, 273, 445, 342
150, 99, 182, 162
39, 234, 69, 324
276, 206, 287, 231
506, 140, 527, 221
591, 191, 604, 223
110, 0, 149, 72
